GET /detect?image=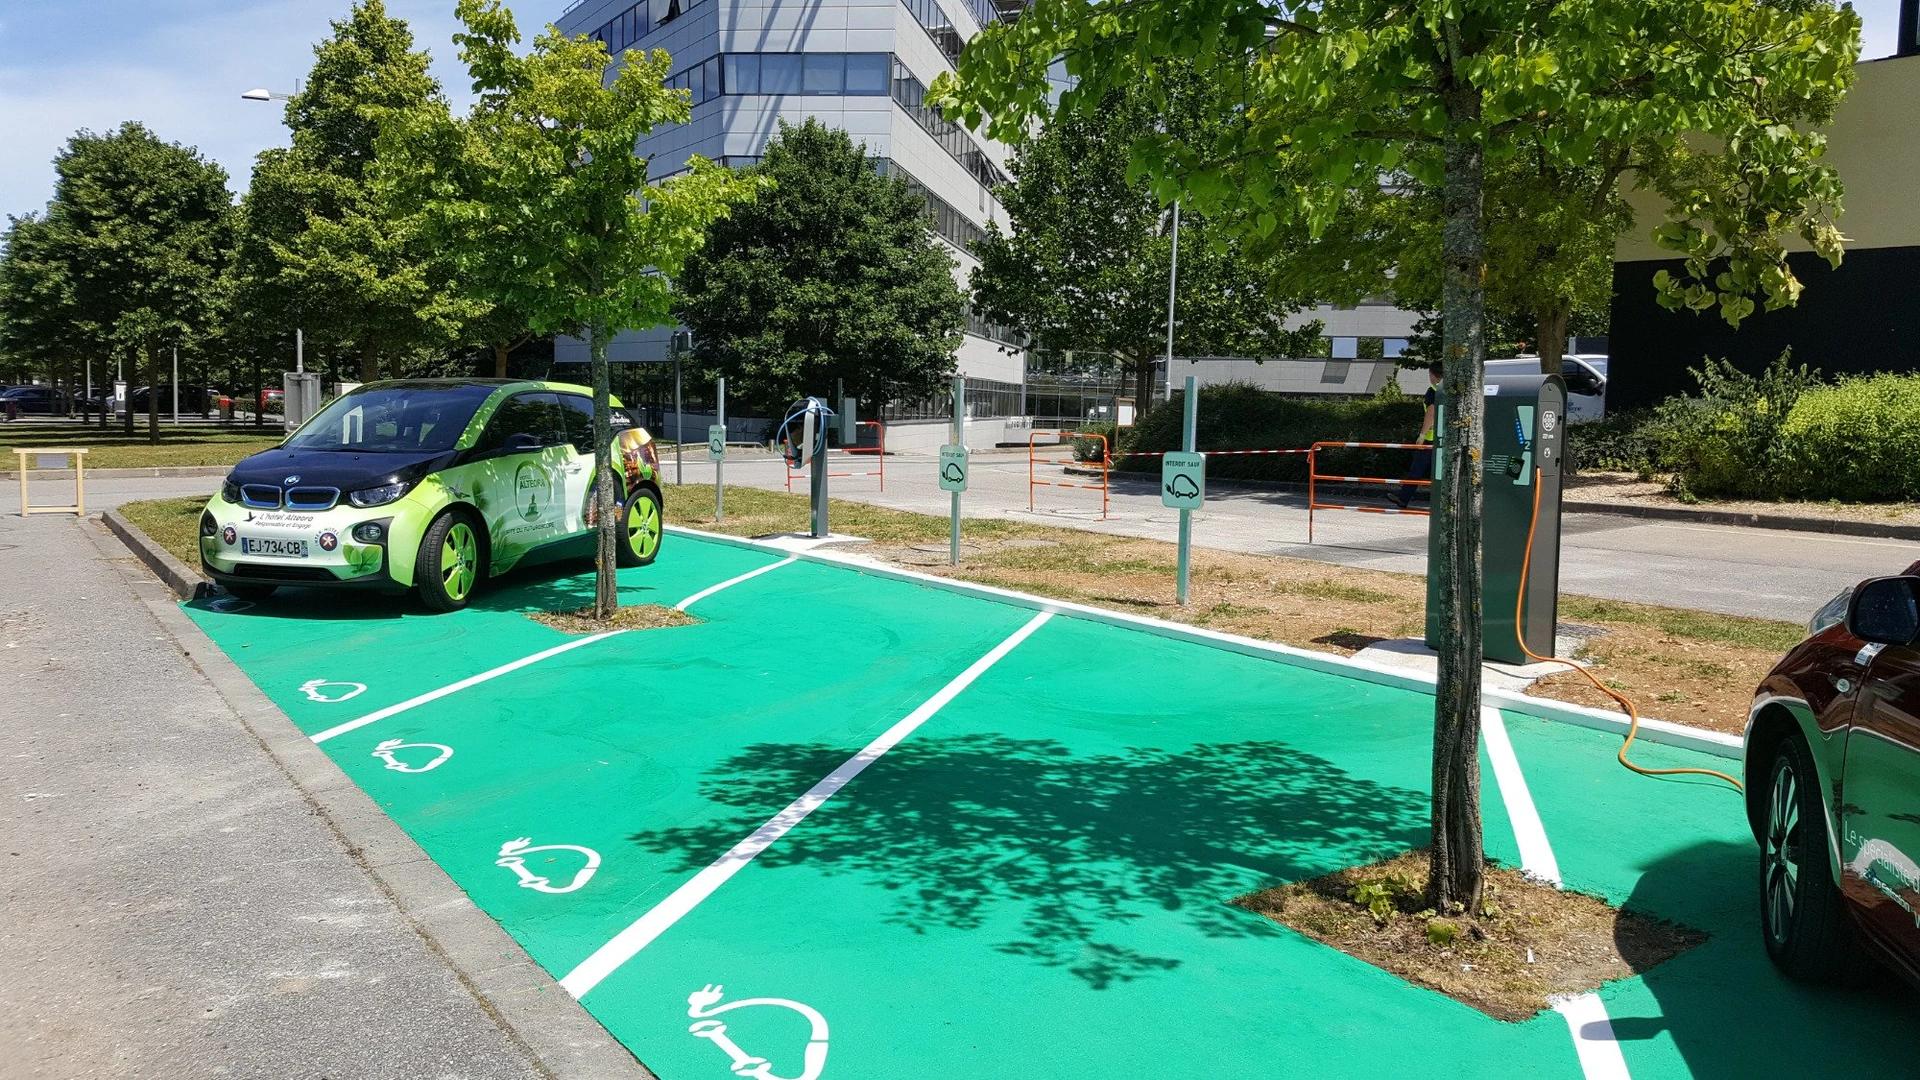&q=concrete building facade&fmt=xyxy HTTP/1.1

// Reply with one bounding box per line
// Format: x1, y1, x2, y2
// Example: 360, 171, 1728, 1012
550, 0, 1026, 396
